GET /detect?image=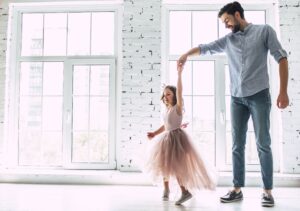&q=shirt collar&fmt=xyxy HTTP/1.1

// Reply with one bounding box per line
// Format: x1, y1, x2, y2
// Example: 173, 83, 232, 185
235, 23, 252, 35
